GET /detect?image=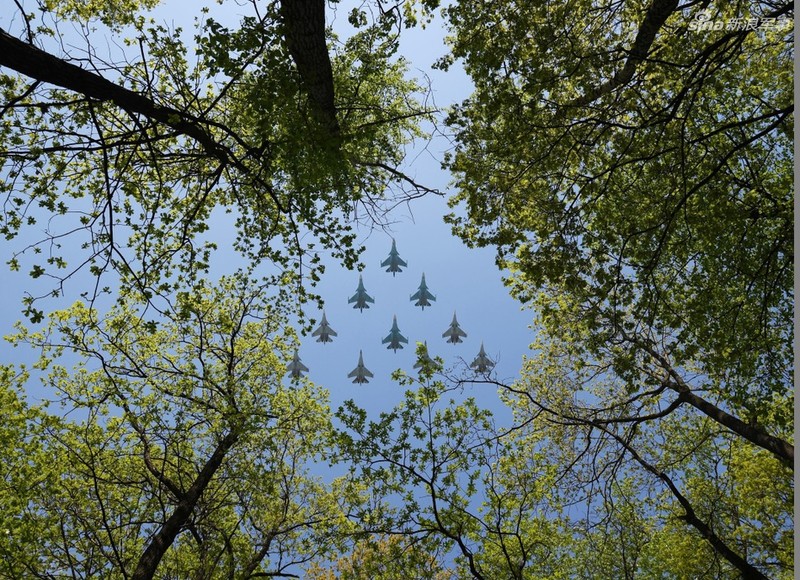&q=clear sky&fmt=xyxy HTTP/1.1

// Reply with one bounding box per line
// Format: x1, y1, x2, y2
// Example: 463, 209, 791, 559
296, 193, 535, 418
